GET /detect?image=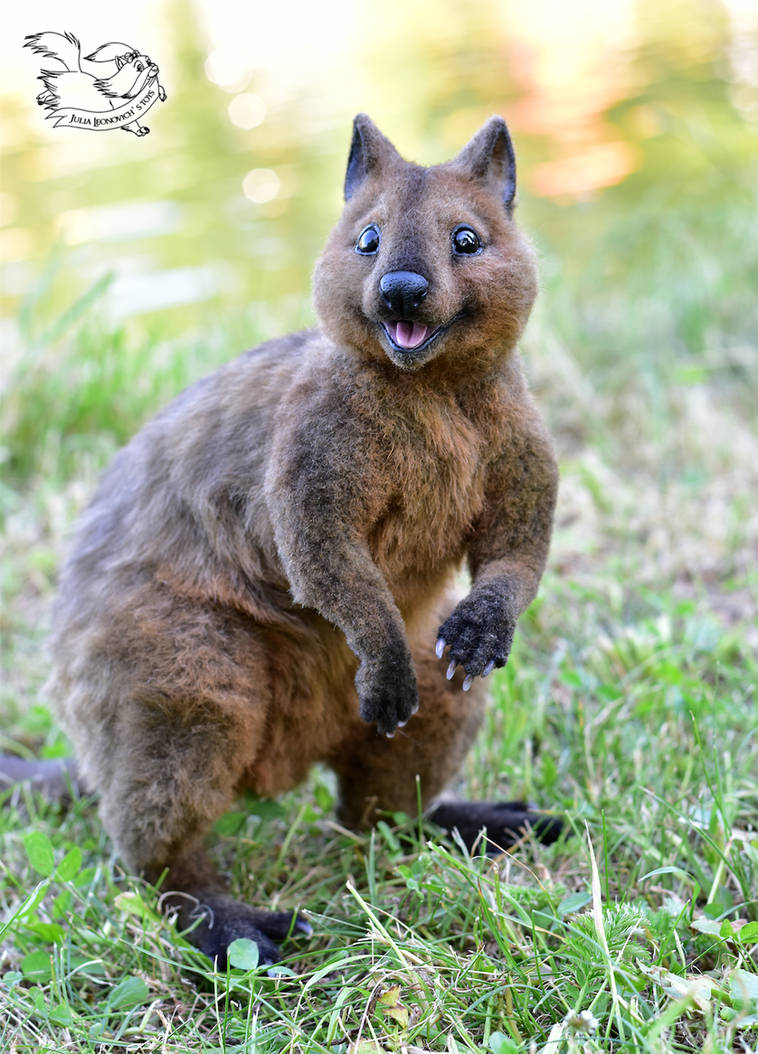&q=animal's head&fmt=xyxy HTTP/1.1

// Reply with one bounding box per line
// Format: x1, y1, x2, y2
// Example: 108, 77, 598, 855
108, 52, 159, 98
312, 115, 538, 372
